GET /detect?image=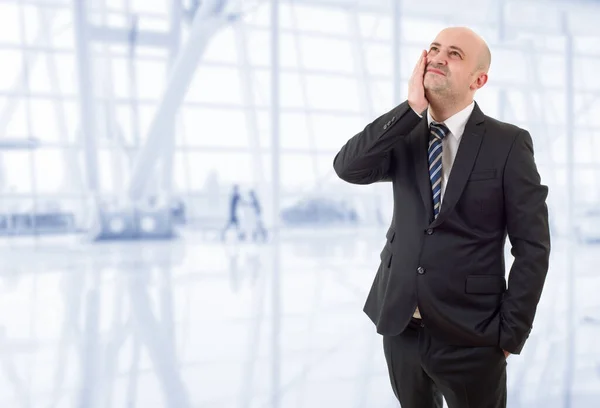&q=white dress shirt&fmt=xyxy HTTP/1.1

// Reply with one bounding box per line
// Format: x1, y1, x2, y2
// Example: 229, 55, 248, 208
411, 101, 475, 319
